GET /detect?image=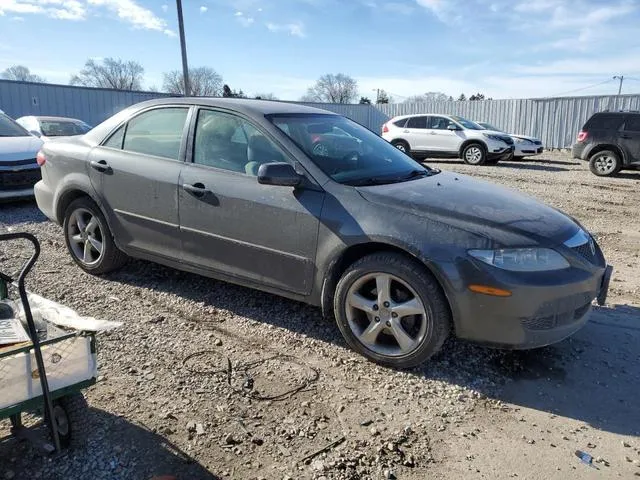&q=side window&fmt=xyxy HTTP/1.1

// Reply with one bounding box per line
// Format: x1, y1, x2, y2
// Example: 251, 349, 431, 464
193, 109, 286, 176
392, 118, 408, 128
406, 116, 428, 129
122, 107, 189, 160
586, 114, 624, 131
103, 125, 125, 149
431, 116, 454, 130
624, 115, 640, 132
